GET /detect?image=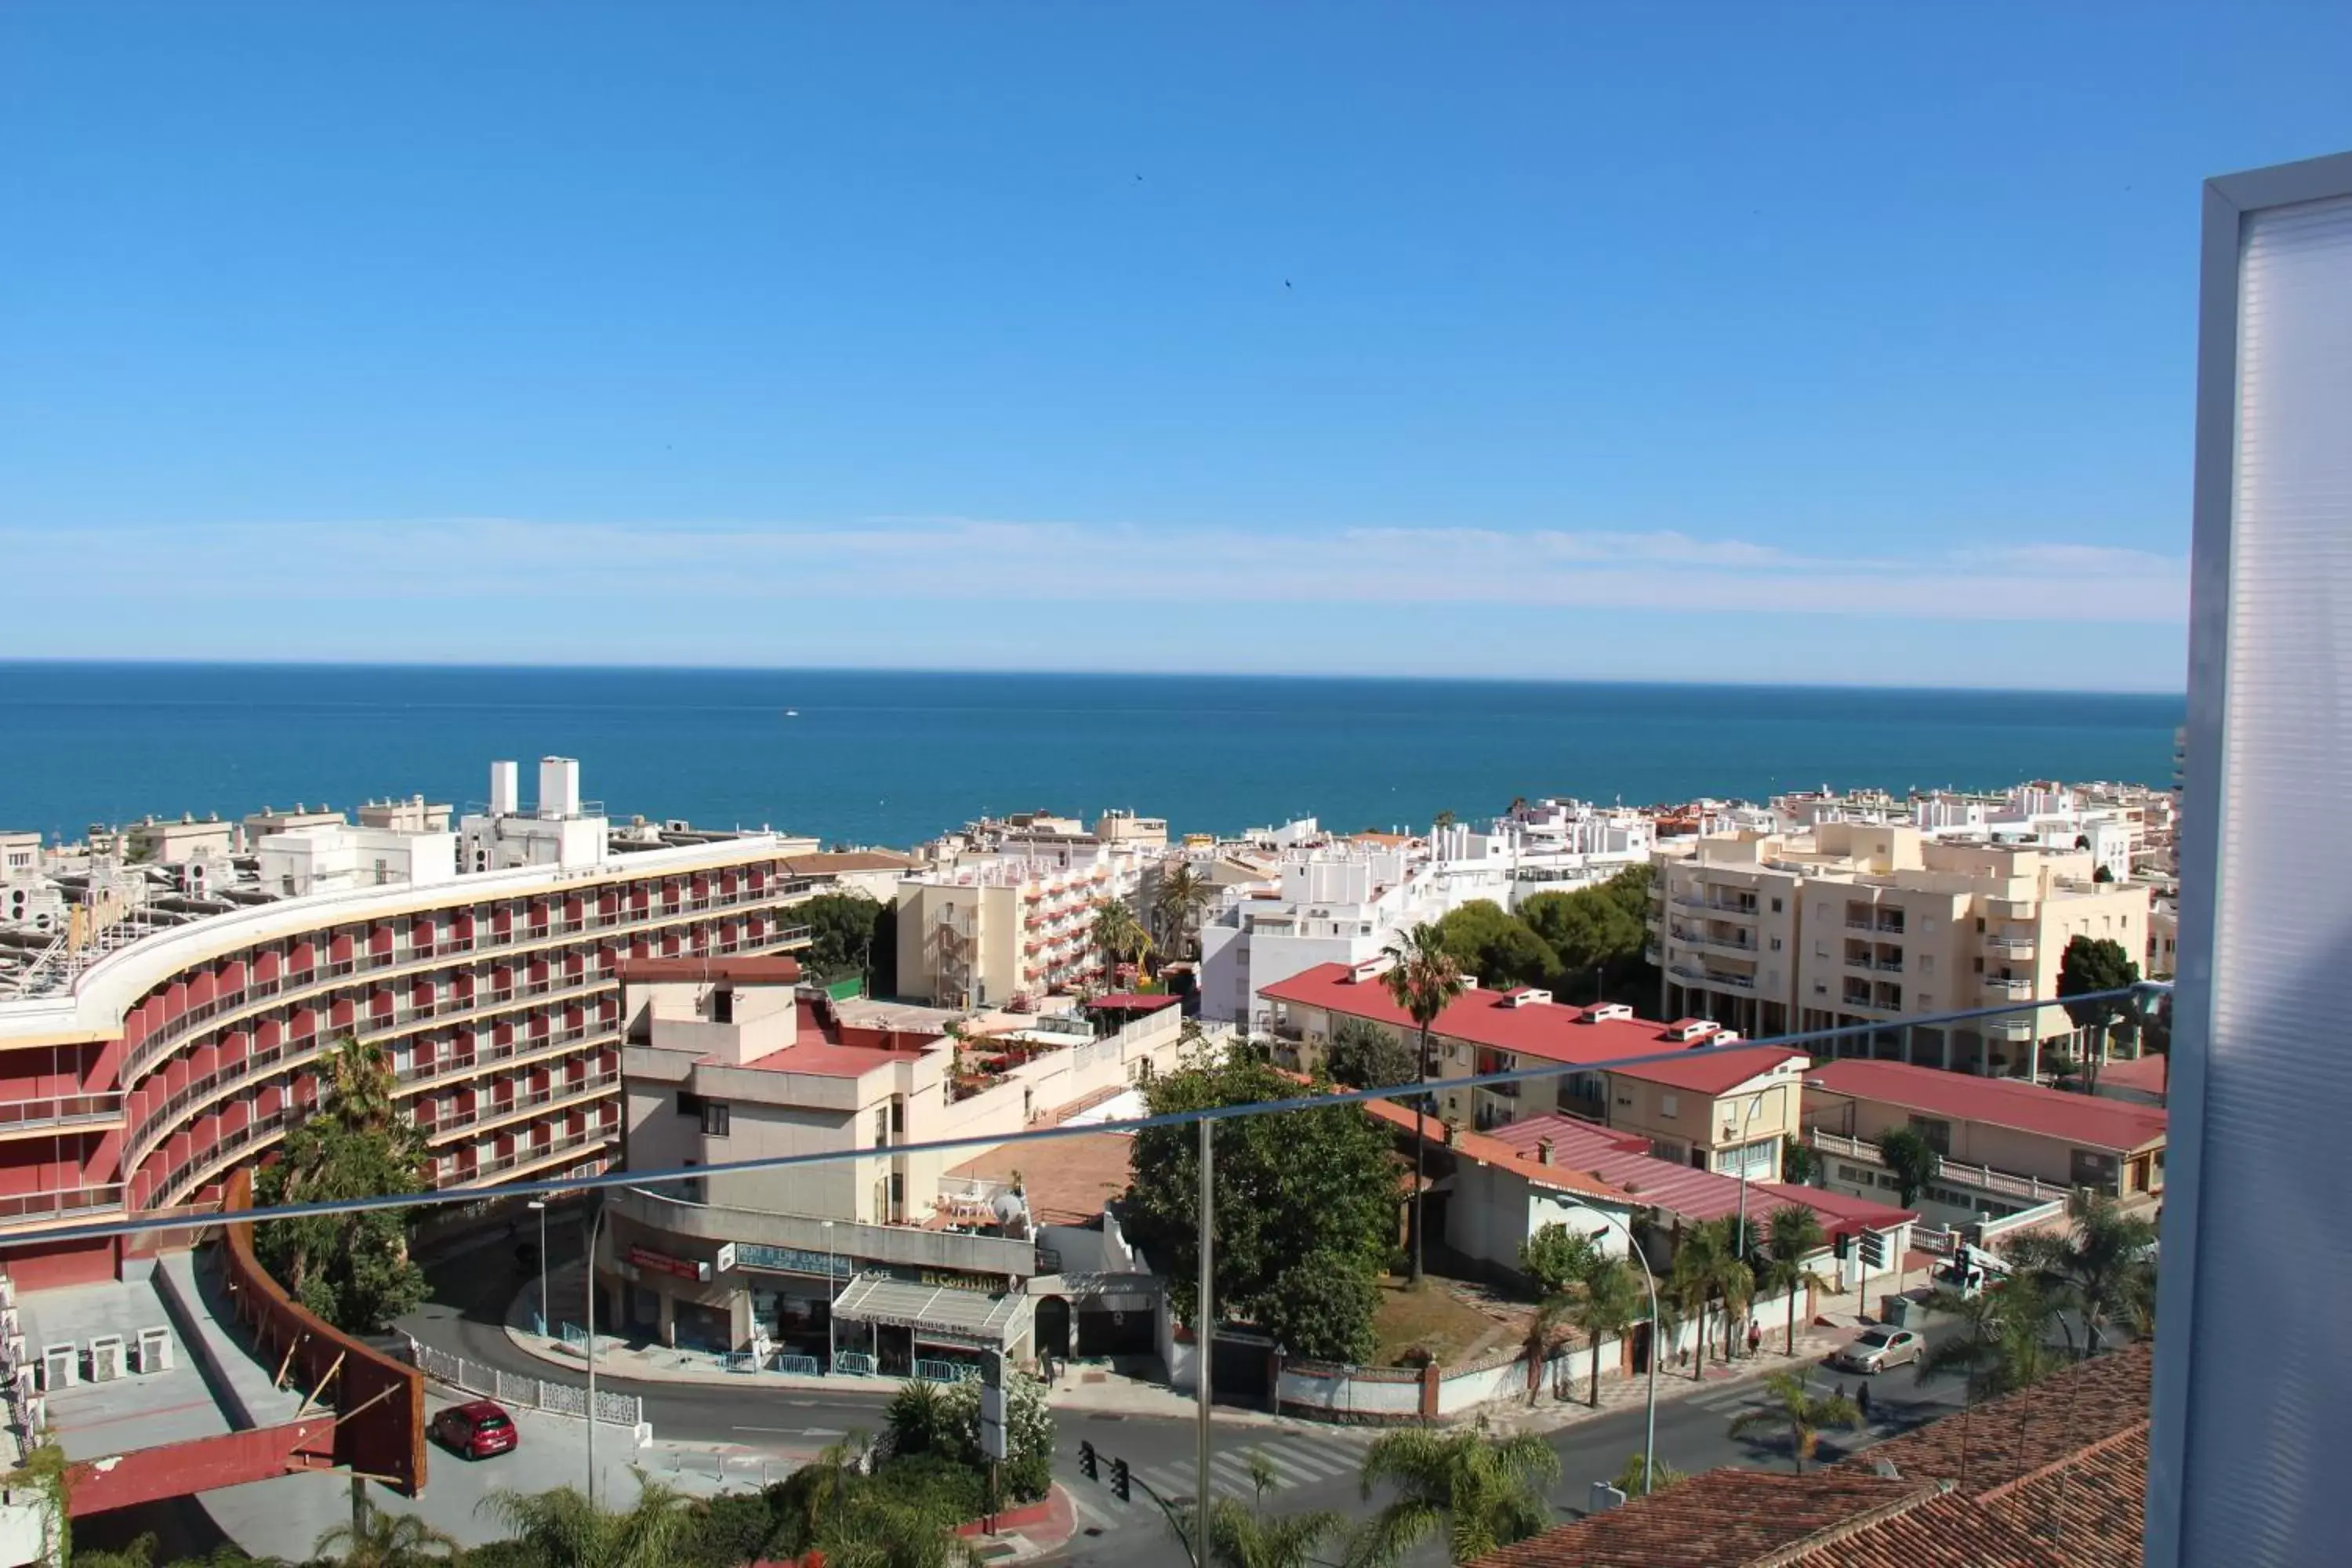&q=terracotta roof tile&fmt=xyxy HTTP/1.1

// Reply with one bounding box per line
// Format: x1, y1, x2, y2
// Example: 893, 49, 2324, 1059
1471, 1472, 1933, 1567
1803, 1058, 2166, 1152
1852, 1342, 2151, 1497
